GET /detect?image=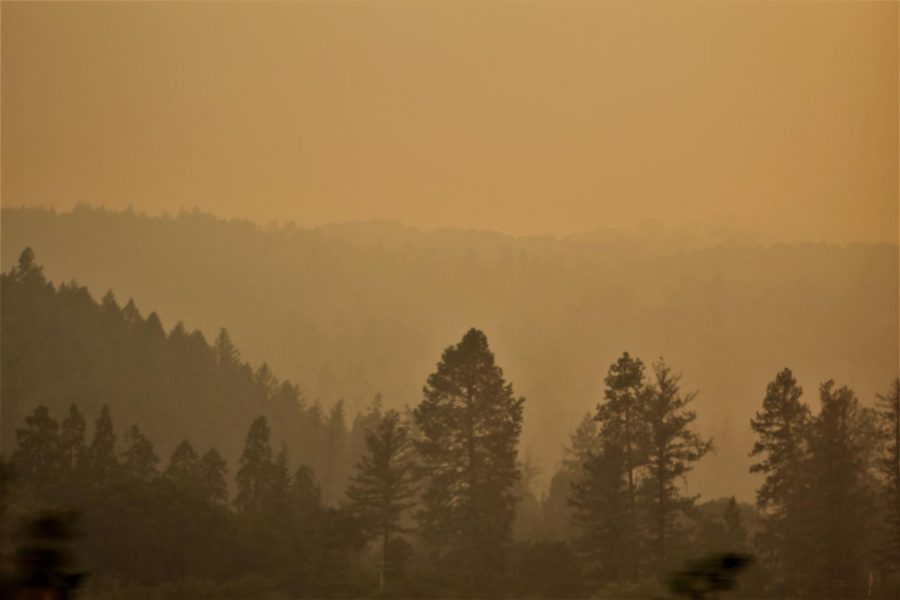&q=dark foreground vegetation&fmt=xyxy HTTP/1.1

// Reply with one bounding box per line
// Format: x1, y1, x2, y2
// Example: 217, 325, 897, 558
1, 249, 898, 598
